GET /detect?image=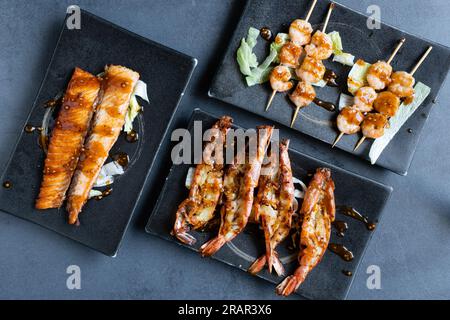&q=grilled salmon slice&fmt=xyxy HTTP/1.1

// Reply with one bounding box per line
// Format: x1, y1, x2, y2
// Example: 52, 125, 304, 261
67, 65, 140, 224
35, 67, 101, 210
